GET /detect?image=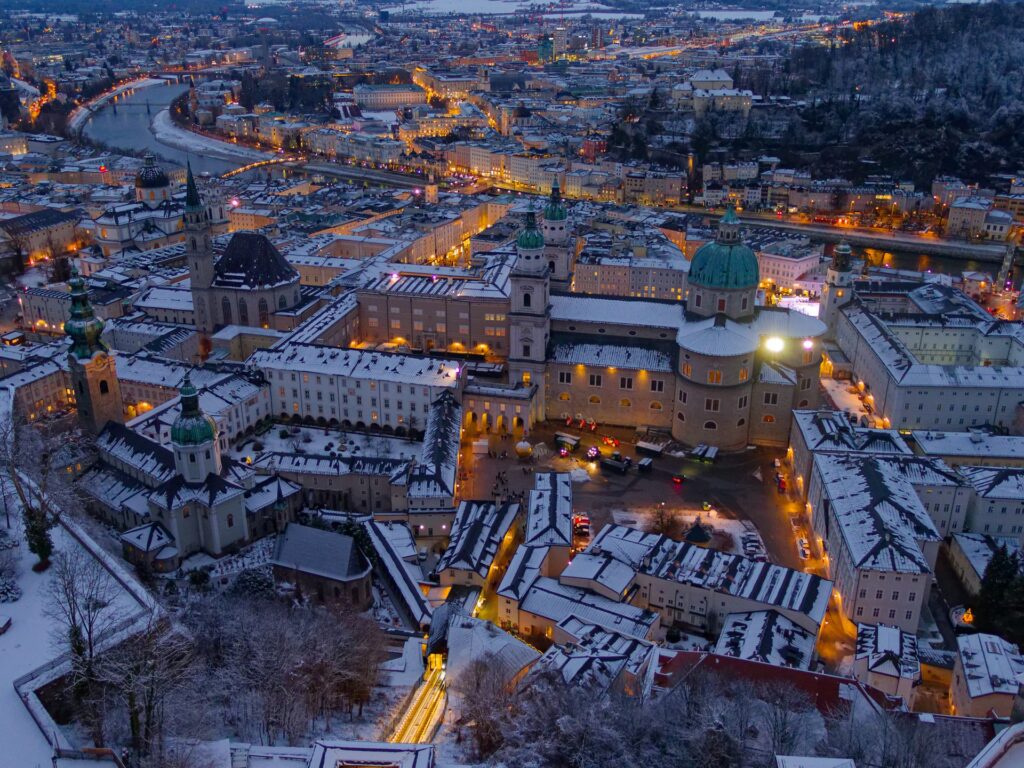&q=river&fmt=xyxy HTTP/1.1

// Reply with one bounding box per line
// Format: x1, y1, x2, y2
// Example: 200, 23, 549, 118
81, 81, 238, 176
